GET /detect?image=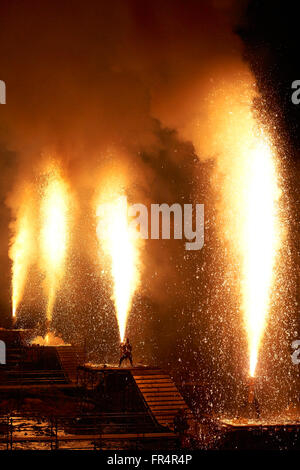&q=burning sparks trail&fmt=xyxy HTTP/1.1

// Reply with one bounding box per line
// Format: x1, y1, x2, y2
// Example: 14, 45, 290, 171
96, 194, 141, 342
9, 191, 35, 319
202, 80, 284, 379
241, 128, 281, 377
40, 163, 70, 328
